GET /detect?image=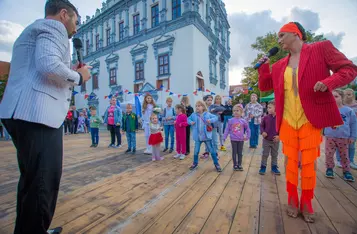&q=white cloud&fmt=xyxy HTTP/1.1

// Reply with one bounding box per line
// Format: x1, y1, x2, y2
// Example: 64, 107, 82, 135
0, 20, 24, 61
324, 32, 346, 49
